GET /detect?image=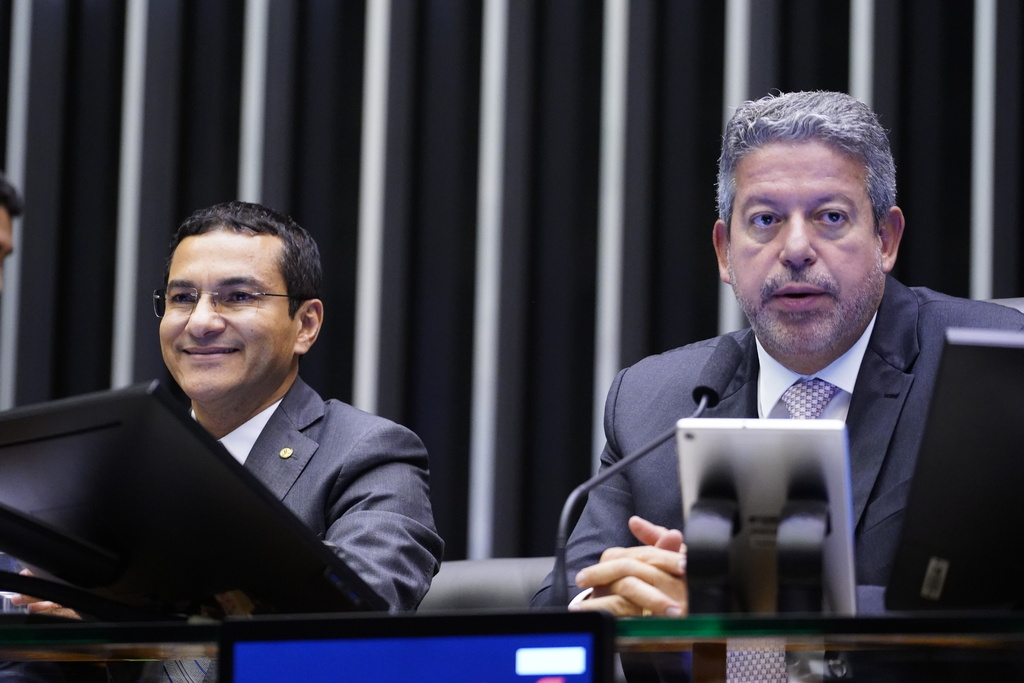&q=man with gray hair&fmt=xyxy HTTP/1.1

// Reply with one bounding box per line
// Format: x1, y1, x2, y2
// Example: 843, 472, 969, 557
533, 91, 1024, 617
